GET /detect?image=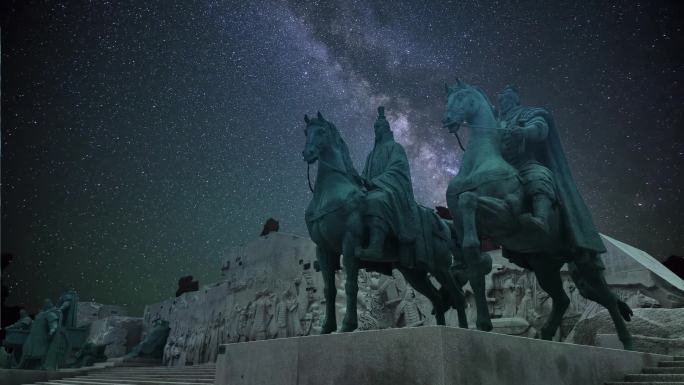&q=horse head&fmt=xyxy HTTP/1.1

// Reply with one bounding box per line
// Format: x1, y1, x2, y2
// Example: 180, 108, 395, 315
442, 79, 494, 134
302, 111, 331, 164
